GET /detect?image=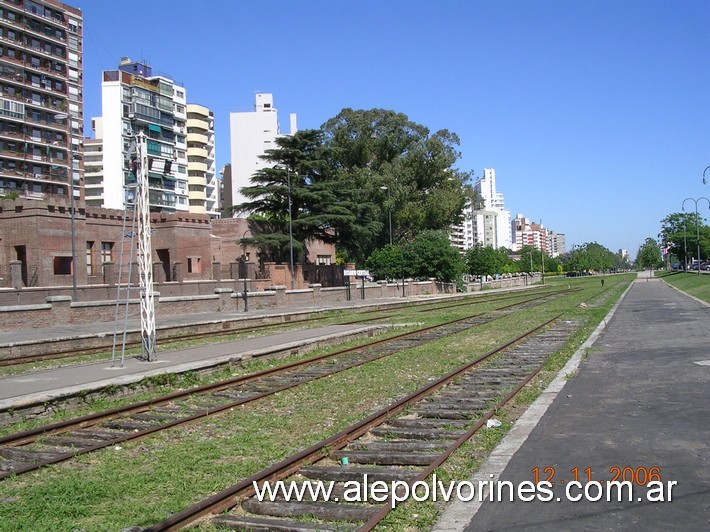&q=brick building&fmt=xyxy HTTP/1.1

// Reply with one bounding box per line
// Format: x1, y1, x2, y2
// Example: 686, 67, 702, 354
0, 196, 335, 291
